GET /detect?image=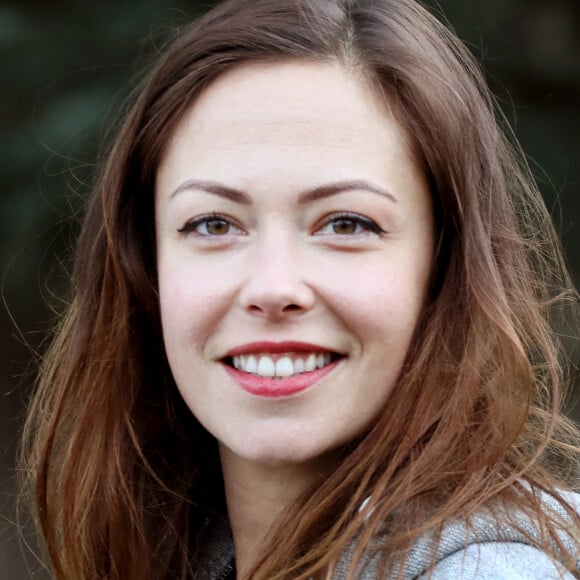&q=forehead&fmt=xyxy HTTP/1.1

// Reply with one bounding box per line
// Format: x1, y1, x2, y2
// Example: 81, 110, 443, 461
155, 61, 427, 208
160, 60, 412, 160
